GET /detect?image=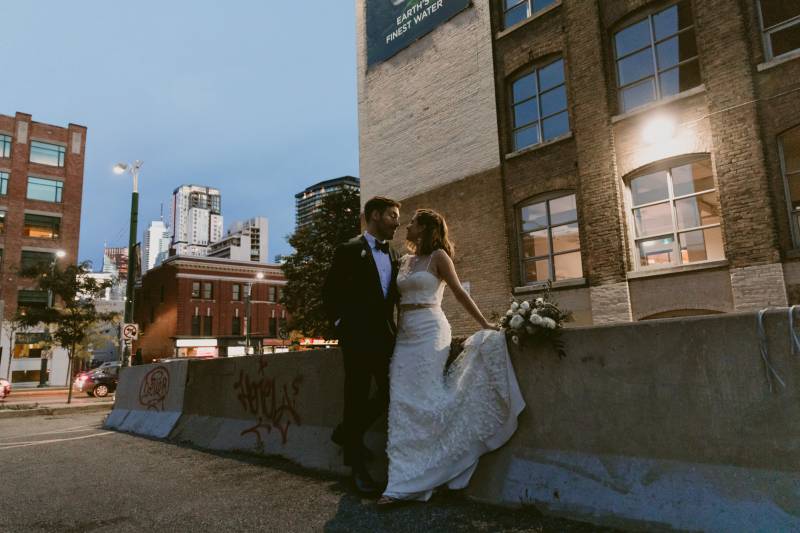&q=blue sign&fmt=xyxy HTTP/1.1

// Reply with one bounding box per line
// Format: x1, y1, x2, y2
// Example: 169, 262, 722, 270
366, 0, 472, 67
